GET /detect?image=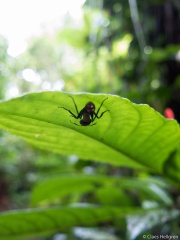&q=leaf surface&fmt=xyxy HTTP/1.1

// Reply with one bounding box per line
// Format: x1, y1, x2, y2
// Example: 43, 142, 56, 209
31, 175, 172, 207
0, 92, 179, 174
0, 206, 178, 240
